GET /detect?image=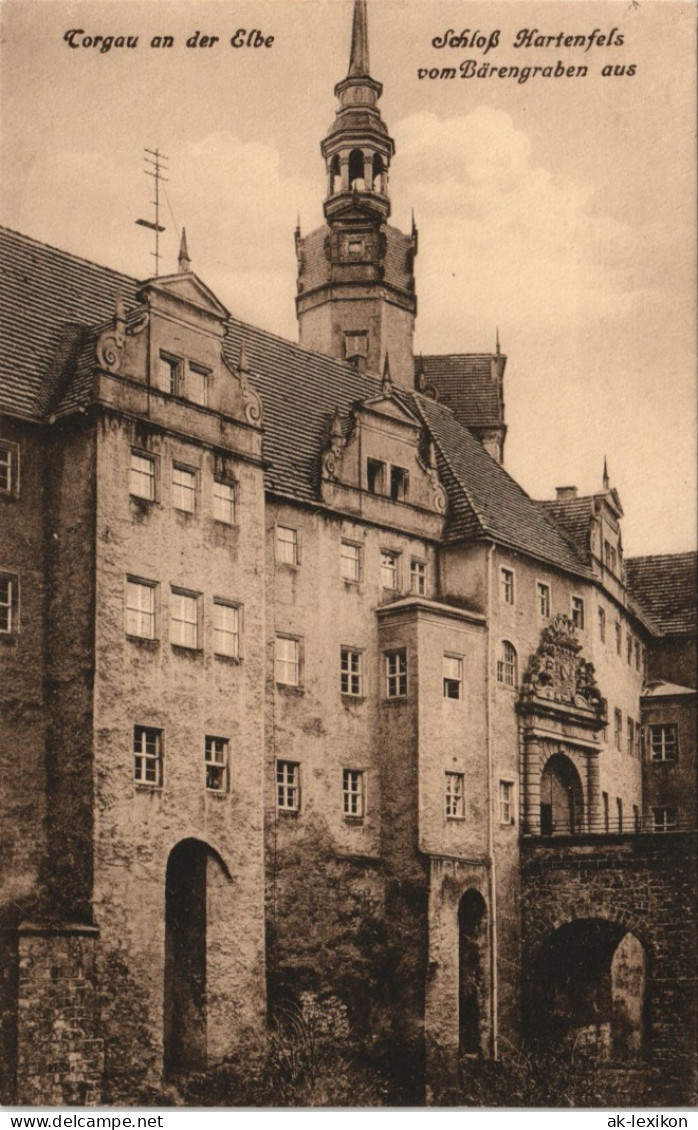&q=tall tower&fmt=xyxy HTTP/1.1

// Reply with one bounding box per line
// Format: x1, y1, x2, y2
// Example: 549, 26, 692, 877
295, 0, 417, 387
